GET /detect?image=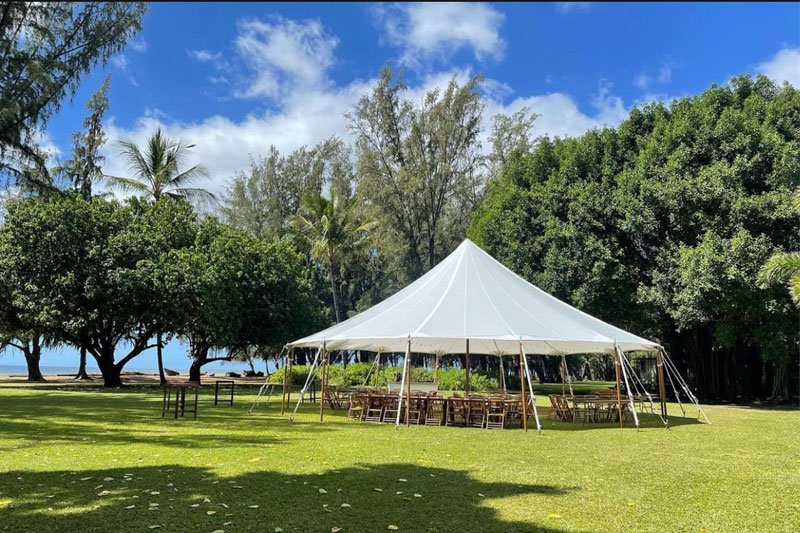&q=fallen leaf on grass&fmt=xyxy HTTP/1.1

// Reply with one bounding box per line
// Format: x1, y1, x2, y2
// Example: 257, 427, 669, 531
341, 503, 351, 508
125, 505, 136, 509
332, 528, 342, 532
373, 488, 383, 492
319, 488, 328, 494
206, 510, 217, 516
413, 494, 422, 498
248, 505, 259, 509
547, 513, 561, 519
388, 526, 399, 531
